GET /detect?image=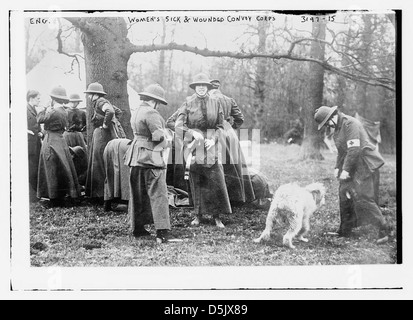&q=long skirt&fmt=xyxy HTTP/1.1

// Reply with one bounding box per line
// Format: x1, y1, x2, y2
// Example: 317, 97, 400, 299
103, 138, 131, 201
37, 131, 80, 200
128, 166, 170, 232
166, 135, 191, 191
85, 127, 115, 198
221, 122, 255, 204
63, 131, 87, 151
70, 146, 88, 187
189, 162, 232, 218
